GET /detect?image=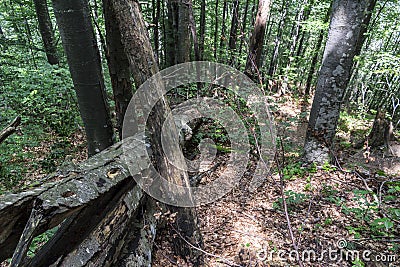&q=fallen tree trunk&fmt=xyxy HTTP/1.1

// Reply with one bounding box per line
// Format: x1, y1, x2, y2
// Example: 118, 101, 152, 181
0, 139, 161, 266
